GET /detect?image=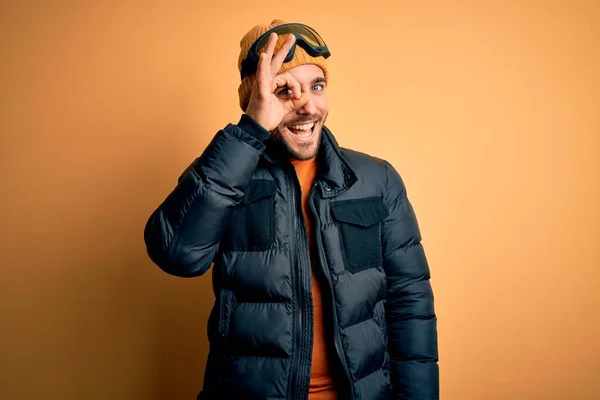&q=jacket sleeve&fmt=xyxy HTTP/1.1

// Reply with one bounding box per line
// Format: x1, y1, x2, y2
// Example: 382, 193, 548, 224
143, 115, 270, 277
381, 161, 439, 399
